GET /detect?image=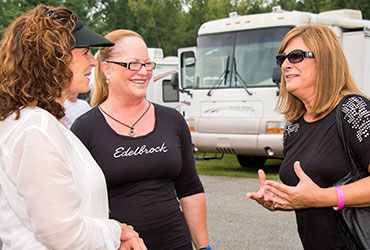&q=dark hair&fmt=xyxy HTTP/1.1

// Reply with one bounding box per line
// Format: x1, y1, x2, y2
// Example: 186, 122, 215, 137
0, 4, 77, 120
